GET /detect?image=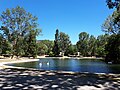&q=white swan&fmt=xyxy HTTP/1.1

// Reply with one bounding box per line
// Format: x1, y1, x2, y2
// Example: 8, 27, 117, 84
39, 62, 42, 67
47, 62, 50, 66
108, 62, 112, 64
